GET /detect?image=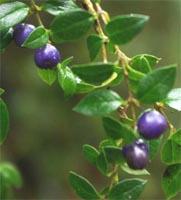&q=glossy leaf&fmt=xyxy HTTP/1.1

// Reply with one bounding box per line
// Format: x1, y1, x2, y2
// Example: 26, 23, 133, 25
69, 171, 100, 199
162, 164, 181, 200
37, 68, 57, 86
58, 66, 77, 97
104, 146, 124, 164
99, 139, 117, 151
161, 129, 181, 164
0, 162, 22, 188
163, 88, 181, 111
108, 178, 147, 200
0, 1, 29, 31
22, 26, 49, 49
121, 164, 150, 176
50, 9, 94, 42
87, 34, 105, 61
109, 67, 123, 86
0, 28, 13, 52
137, 65, 177, 103
83, 144, 99, 164
41, 0, 77, 16
71, 62, 115, 85
102, 116, 137, 143
73, 89, 122, 116
96, 151, 108, 175
106, 14, 149, 45
0, 98, 9, 144
76, 81, 95, 94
